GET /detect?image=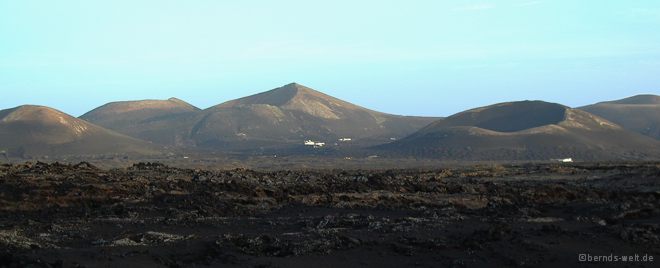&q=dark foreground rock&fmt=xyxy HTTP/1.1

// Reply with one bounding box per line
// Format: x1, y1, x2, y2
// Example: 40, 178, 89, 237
0, 162, 659, 267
